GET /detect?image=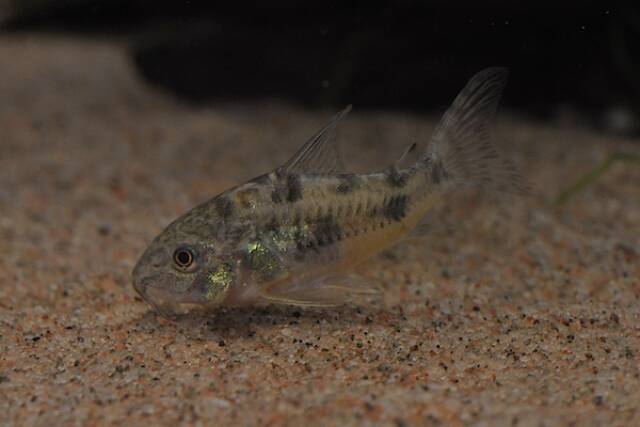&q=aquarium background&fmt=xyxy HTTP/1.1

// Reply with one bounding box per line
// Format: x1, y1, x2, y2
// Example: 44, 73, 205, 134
3, 0, 638, 135
2, 2, 640, 426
